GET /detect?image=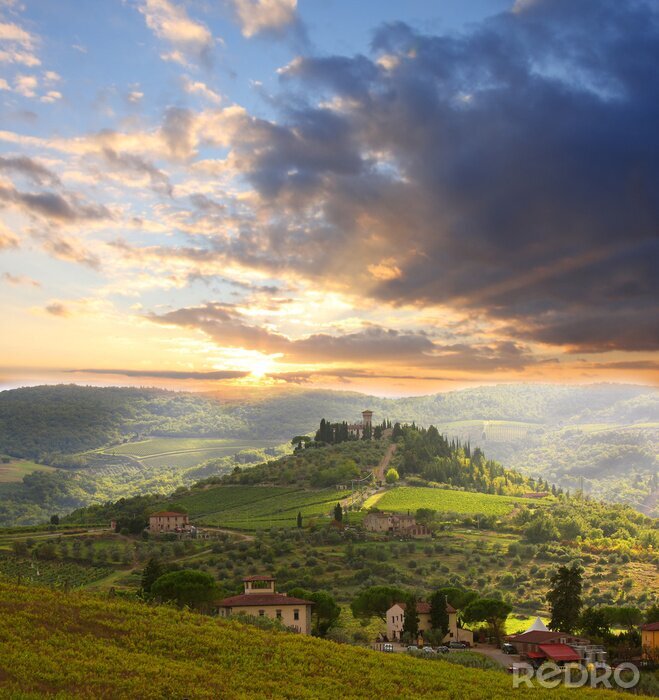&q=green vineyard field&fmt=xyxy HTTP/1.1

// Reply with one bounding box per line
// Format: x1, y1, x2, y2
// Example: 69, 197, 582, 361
175, 486, 350, 529
0, 581, 638, 699
365, 487, 529, 517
